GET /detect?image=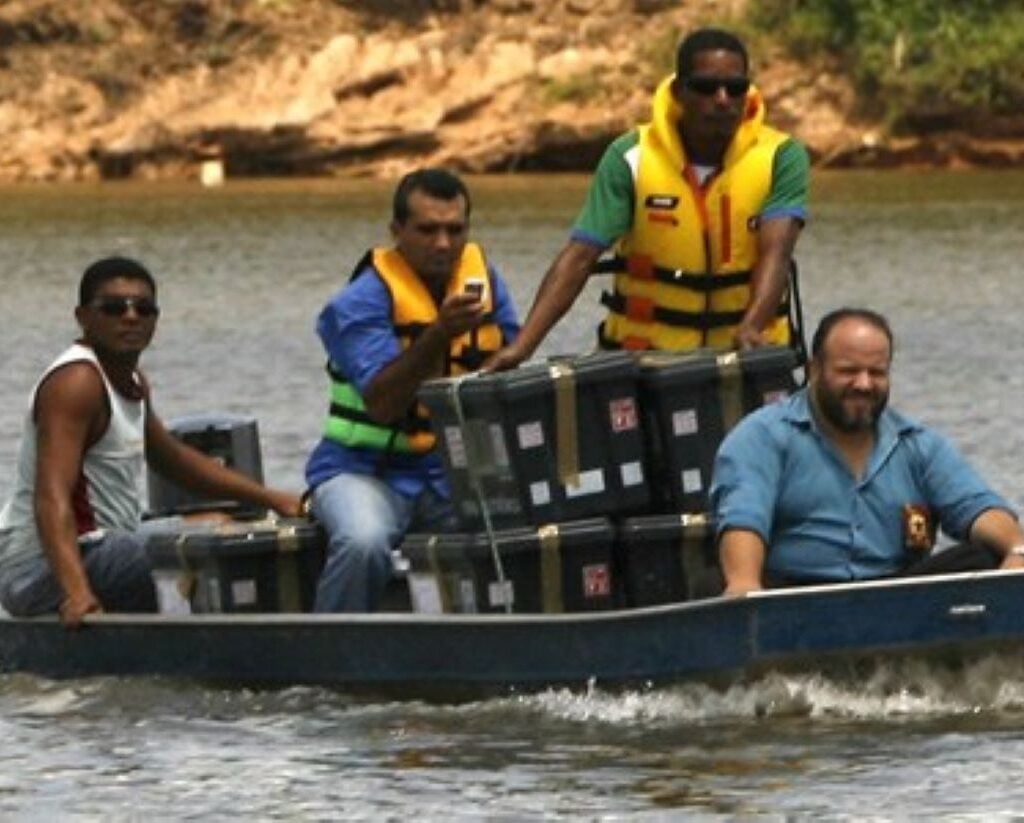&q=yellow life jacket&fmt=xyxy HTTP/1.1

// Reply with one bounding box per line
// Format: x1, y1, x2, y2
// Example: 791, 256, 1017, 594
325, 242, 503, 454
600, 76, 793, 351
